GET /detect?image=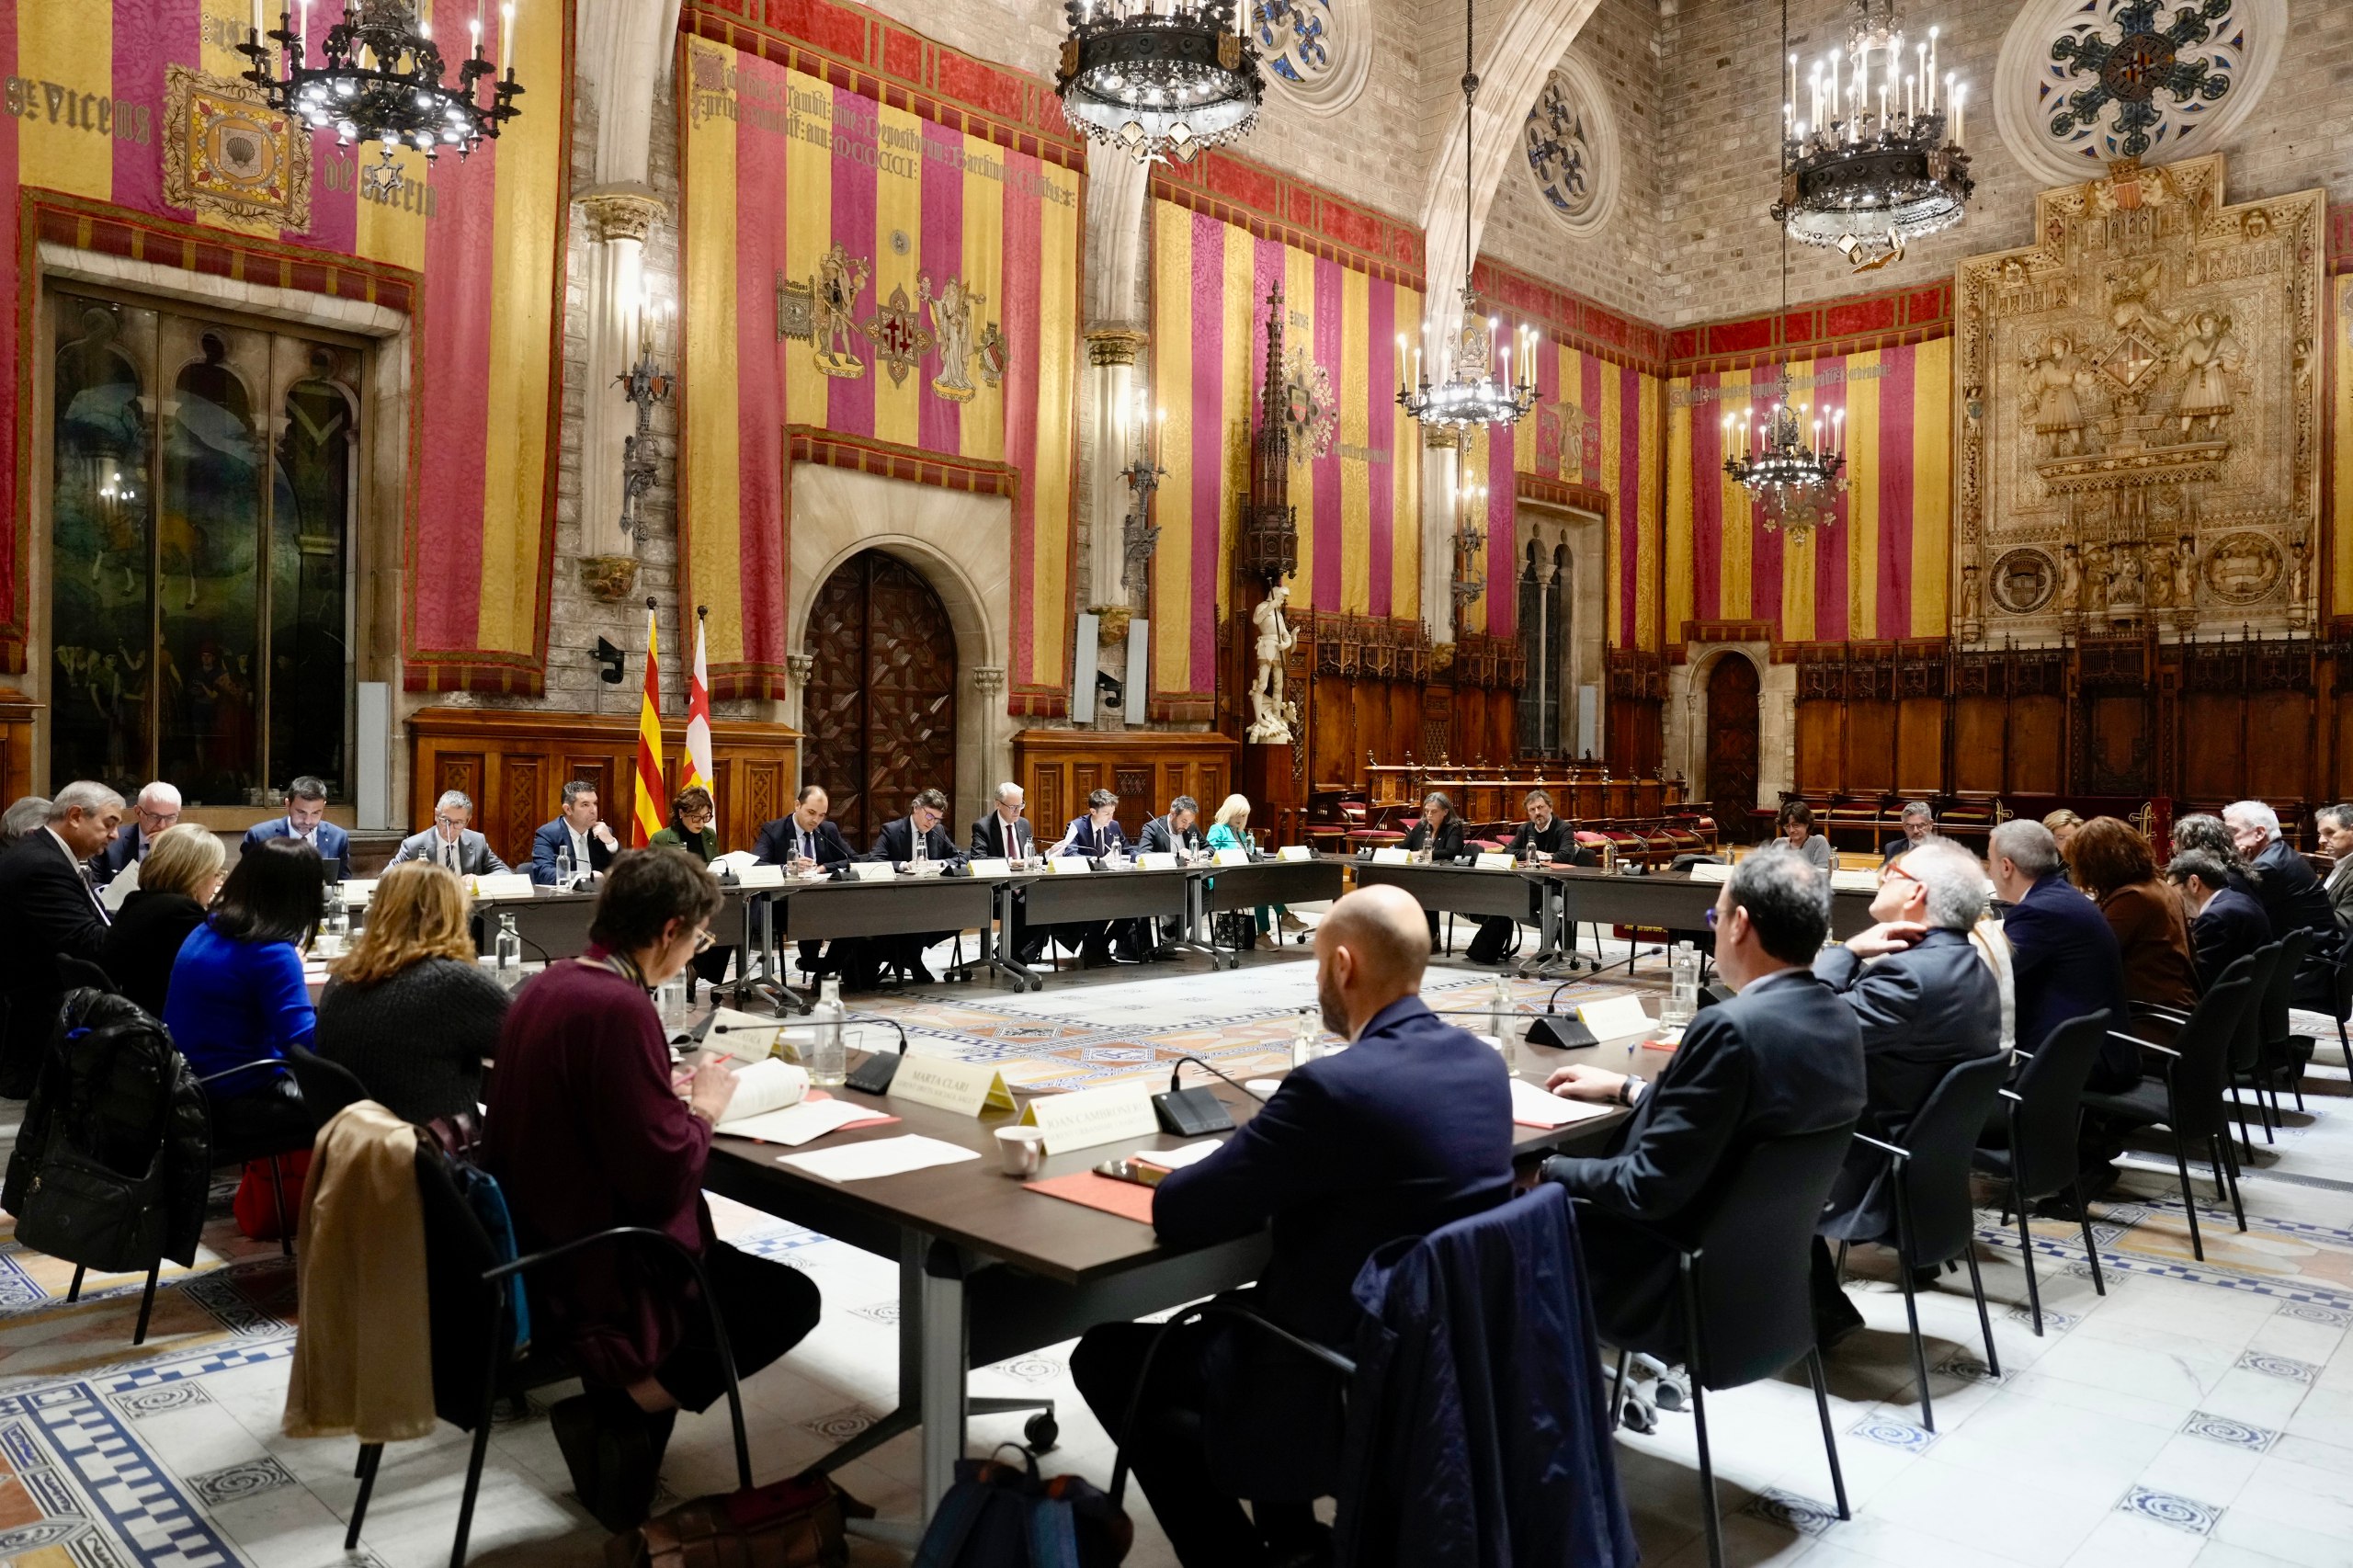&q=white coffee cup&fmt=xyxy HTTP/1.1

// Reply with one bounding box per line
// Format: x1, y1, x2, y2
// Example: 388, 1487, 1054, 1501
994, 1125, 1046, 1178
